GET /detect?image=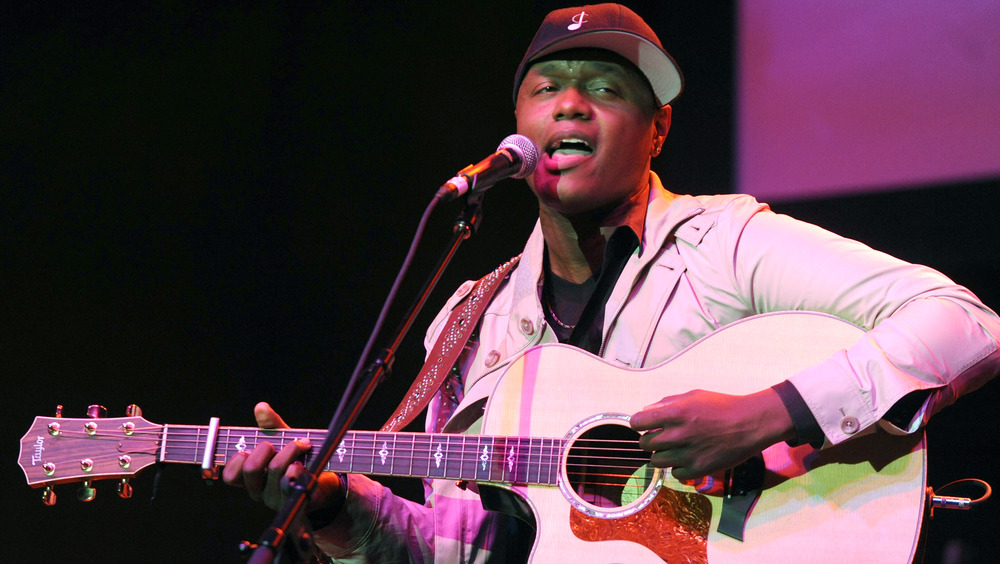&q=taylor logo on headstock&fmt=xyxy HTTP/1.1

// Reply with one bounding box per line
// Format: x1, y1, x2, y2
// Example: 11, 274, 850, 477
31, 436, 46, 465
